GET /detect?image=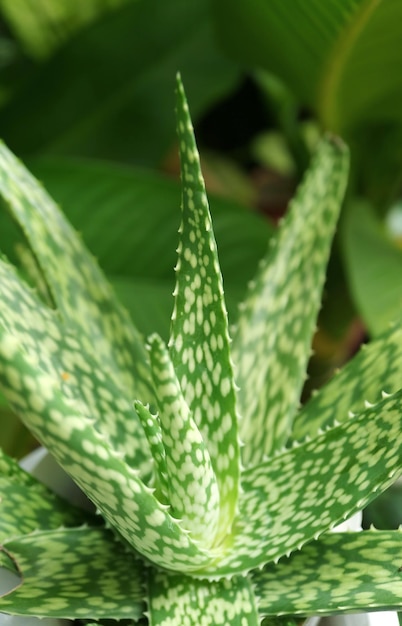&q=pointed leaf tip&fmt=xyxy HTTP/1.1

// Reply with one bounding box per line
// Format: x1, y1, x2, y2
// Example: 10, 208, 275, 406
232, 134, 349, 464
172, 78, 241, 541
